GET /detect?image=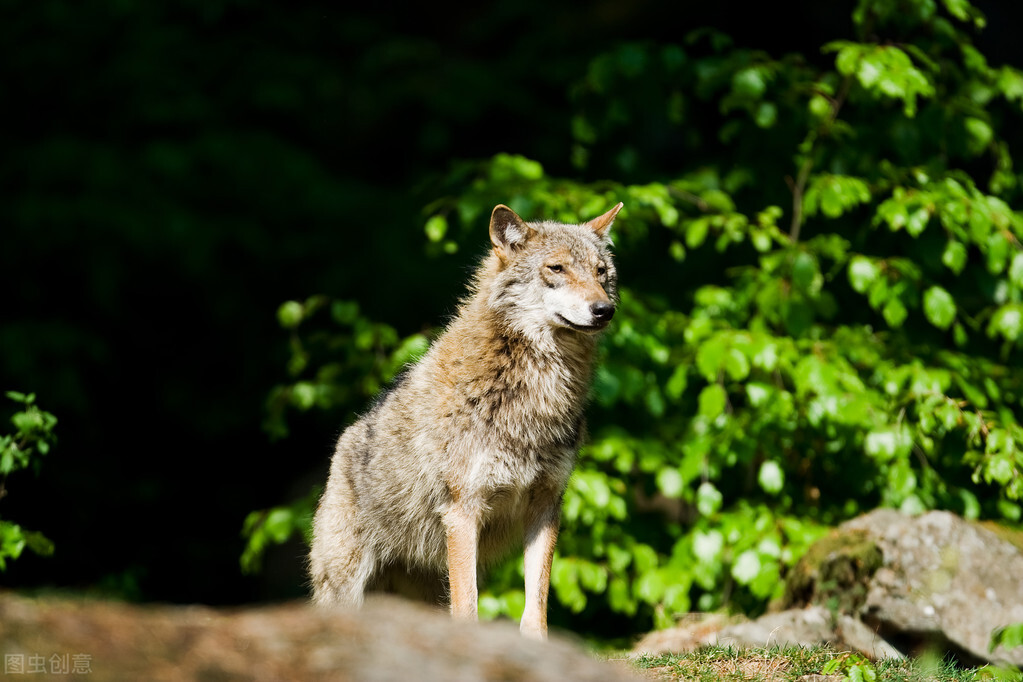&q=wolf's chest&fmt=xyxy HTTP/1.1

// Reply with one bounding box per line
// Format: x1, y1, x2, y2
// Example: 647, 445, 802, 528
465, 437, 577, 490
459, 352, 586, 434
